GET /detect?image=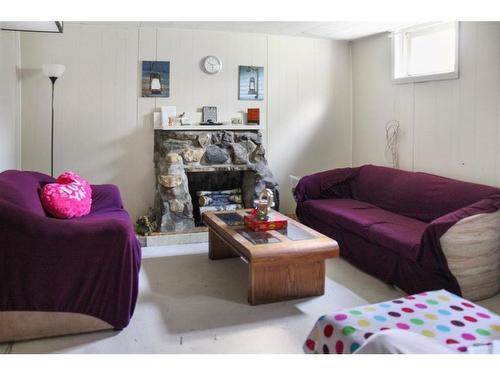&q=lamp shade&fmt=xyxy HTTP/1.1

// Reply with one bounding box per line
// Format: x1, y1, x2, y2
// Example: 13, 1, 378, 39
1, 21, 63, 33
42, 64, 66, 78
